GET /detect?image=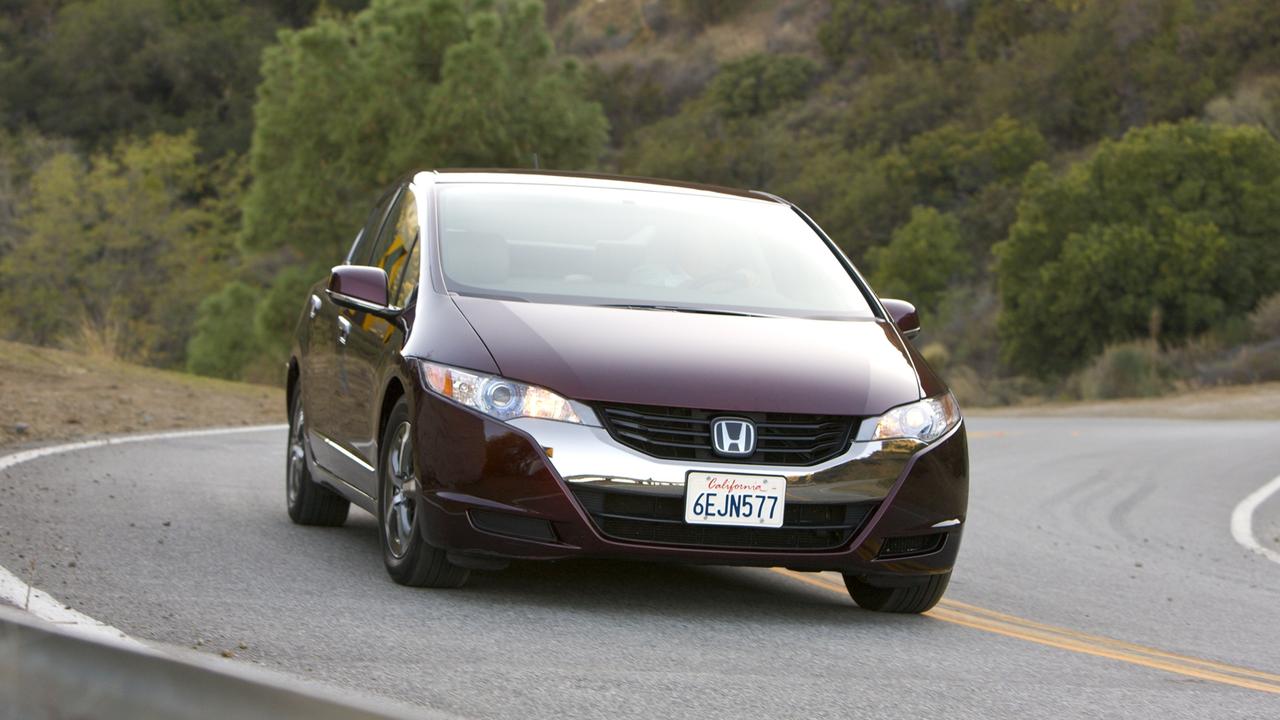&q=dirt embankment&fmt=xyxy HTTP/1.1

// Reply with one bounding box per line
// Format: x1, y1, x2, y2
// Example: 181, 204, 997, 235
965, 381, 1280, 421
0, 340, 283, 449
